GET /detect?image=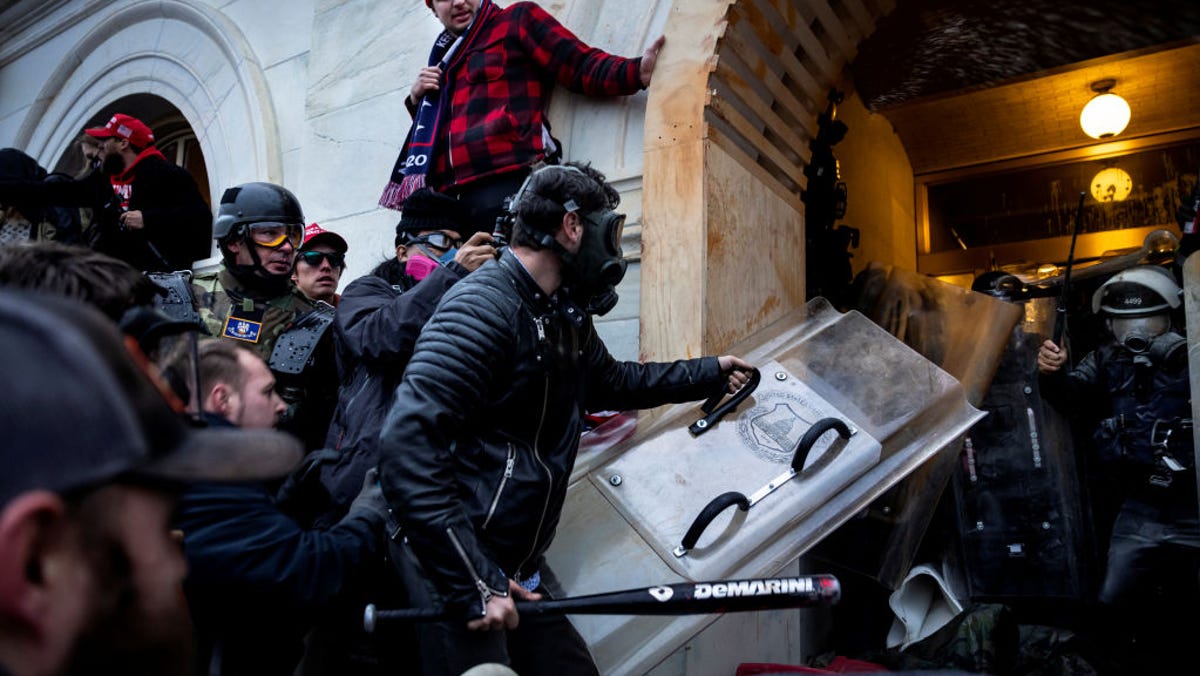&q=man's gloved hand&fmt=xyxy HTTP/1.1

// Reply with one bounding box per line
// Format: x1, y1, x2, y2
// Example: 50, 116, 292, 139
346, 466, 389, 526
